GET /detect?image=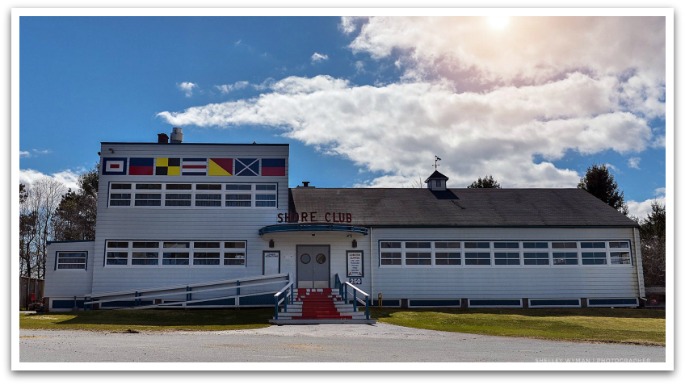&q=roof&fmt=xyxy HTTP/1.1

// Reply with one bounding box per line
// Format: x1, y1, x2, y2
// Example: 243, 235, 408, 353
425, 170, 449, 182
288, 188, 638, 228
